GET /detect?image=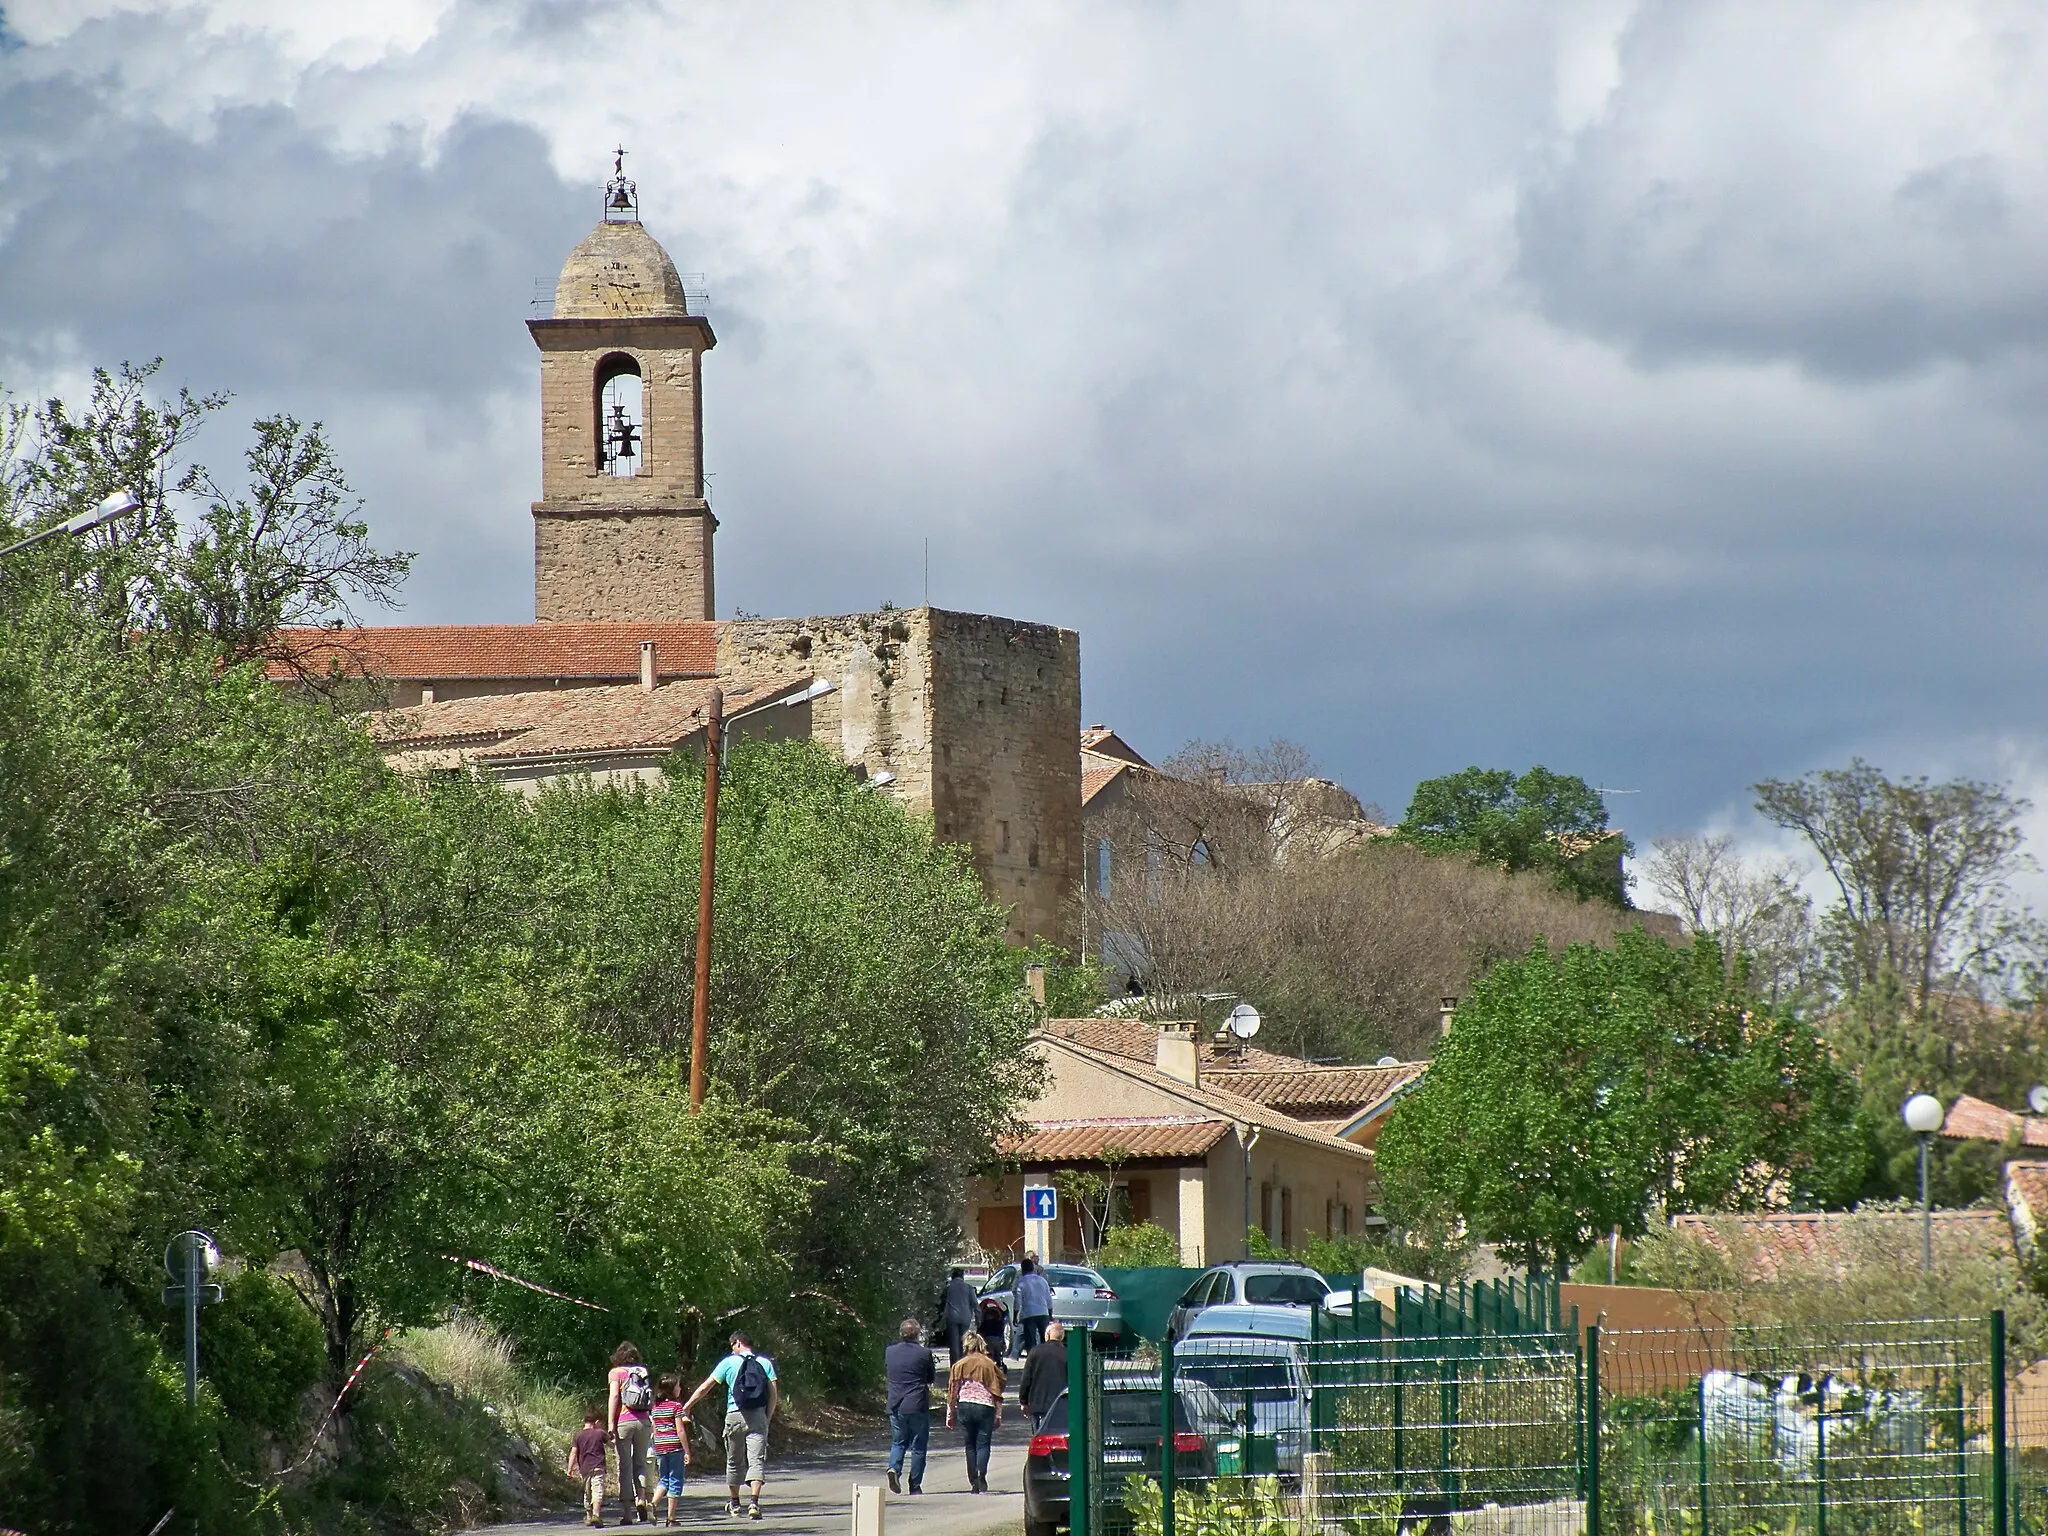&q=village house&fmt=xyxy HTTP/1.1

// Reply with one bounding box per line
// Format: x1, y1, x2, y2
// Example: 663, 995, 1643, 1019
969, 1017, 1425, 1265
276, 166, 1083, 948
